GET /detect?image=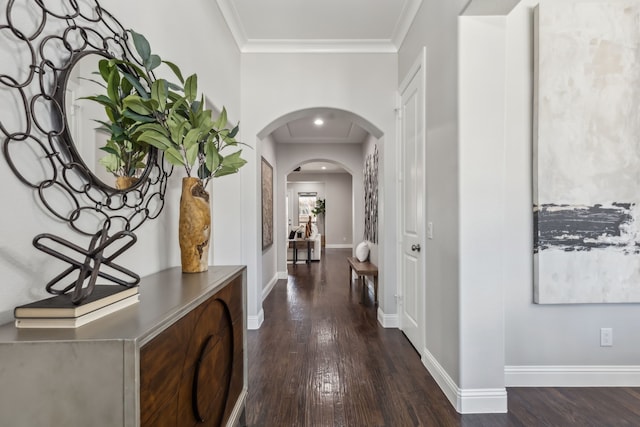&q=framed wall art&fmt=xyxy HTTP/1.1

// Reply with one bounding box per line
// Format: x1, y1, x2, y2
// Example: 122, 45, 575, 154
261, 157, 274, 249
